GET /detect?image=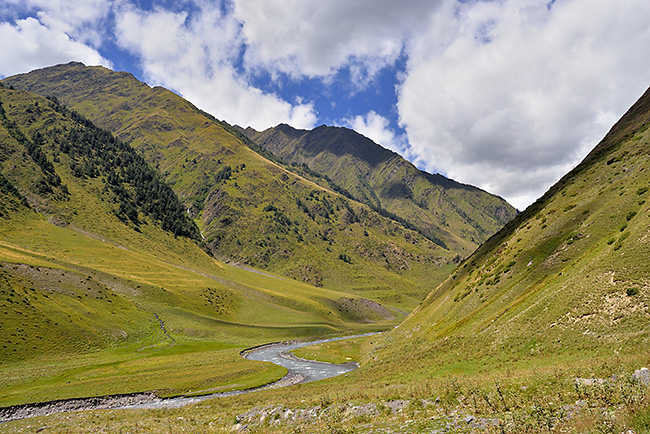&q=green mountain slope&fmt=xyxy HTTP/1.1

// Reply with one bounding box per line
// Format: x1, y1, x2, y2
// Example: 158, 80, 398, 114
4, 63, 456, 302
242, 123, 516, 254
368, 84, 650, 380
0, 84, 410, 407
